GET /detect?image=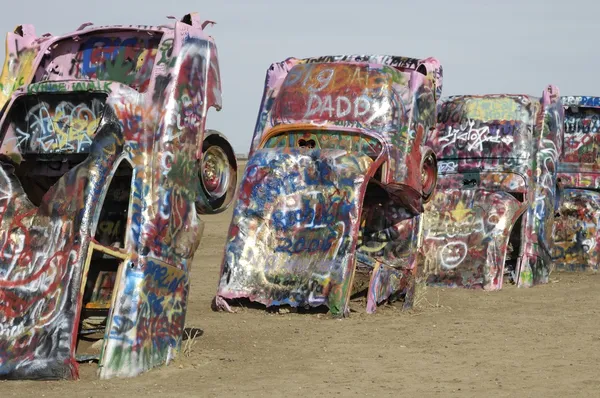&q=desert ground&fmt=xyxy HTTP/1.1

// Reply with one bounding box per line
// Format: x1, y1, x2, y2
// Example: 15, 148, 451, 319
3, 162, 600, 397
